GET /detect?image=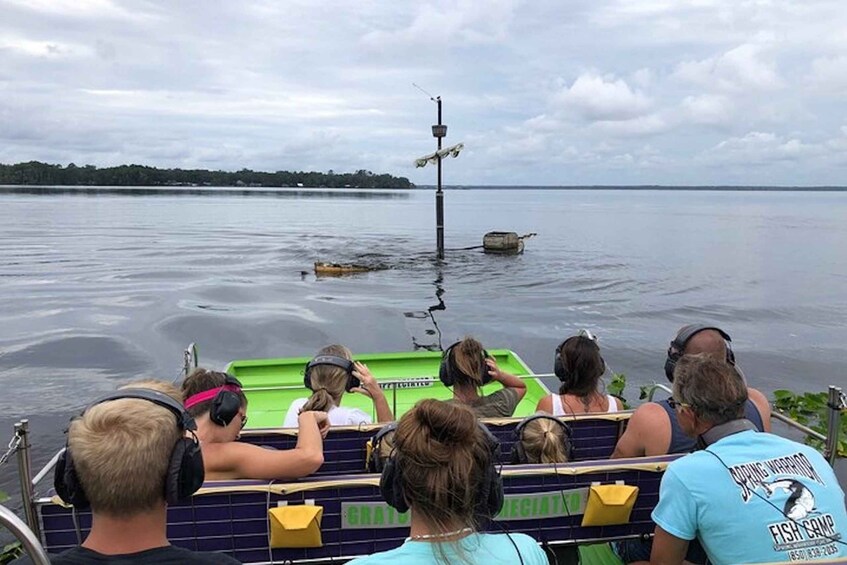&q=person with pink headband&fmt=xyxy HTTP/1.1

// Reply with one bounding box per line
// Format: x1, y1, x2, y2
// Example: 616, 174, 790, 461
181, 368, 328, 480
